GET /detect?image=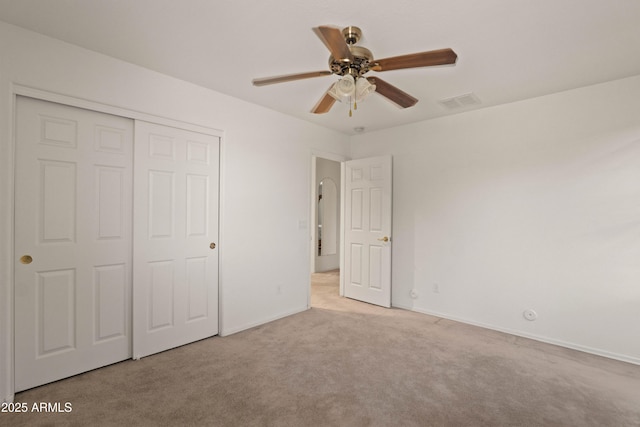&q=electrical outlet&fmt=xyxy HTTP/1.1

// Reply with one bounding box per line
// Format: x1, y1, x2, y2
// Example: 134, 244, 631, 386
409, 289, 418, 299
433, 283, 440, 294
